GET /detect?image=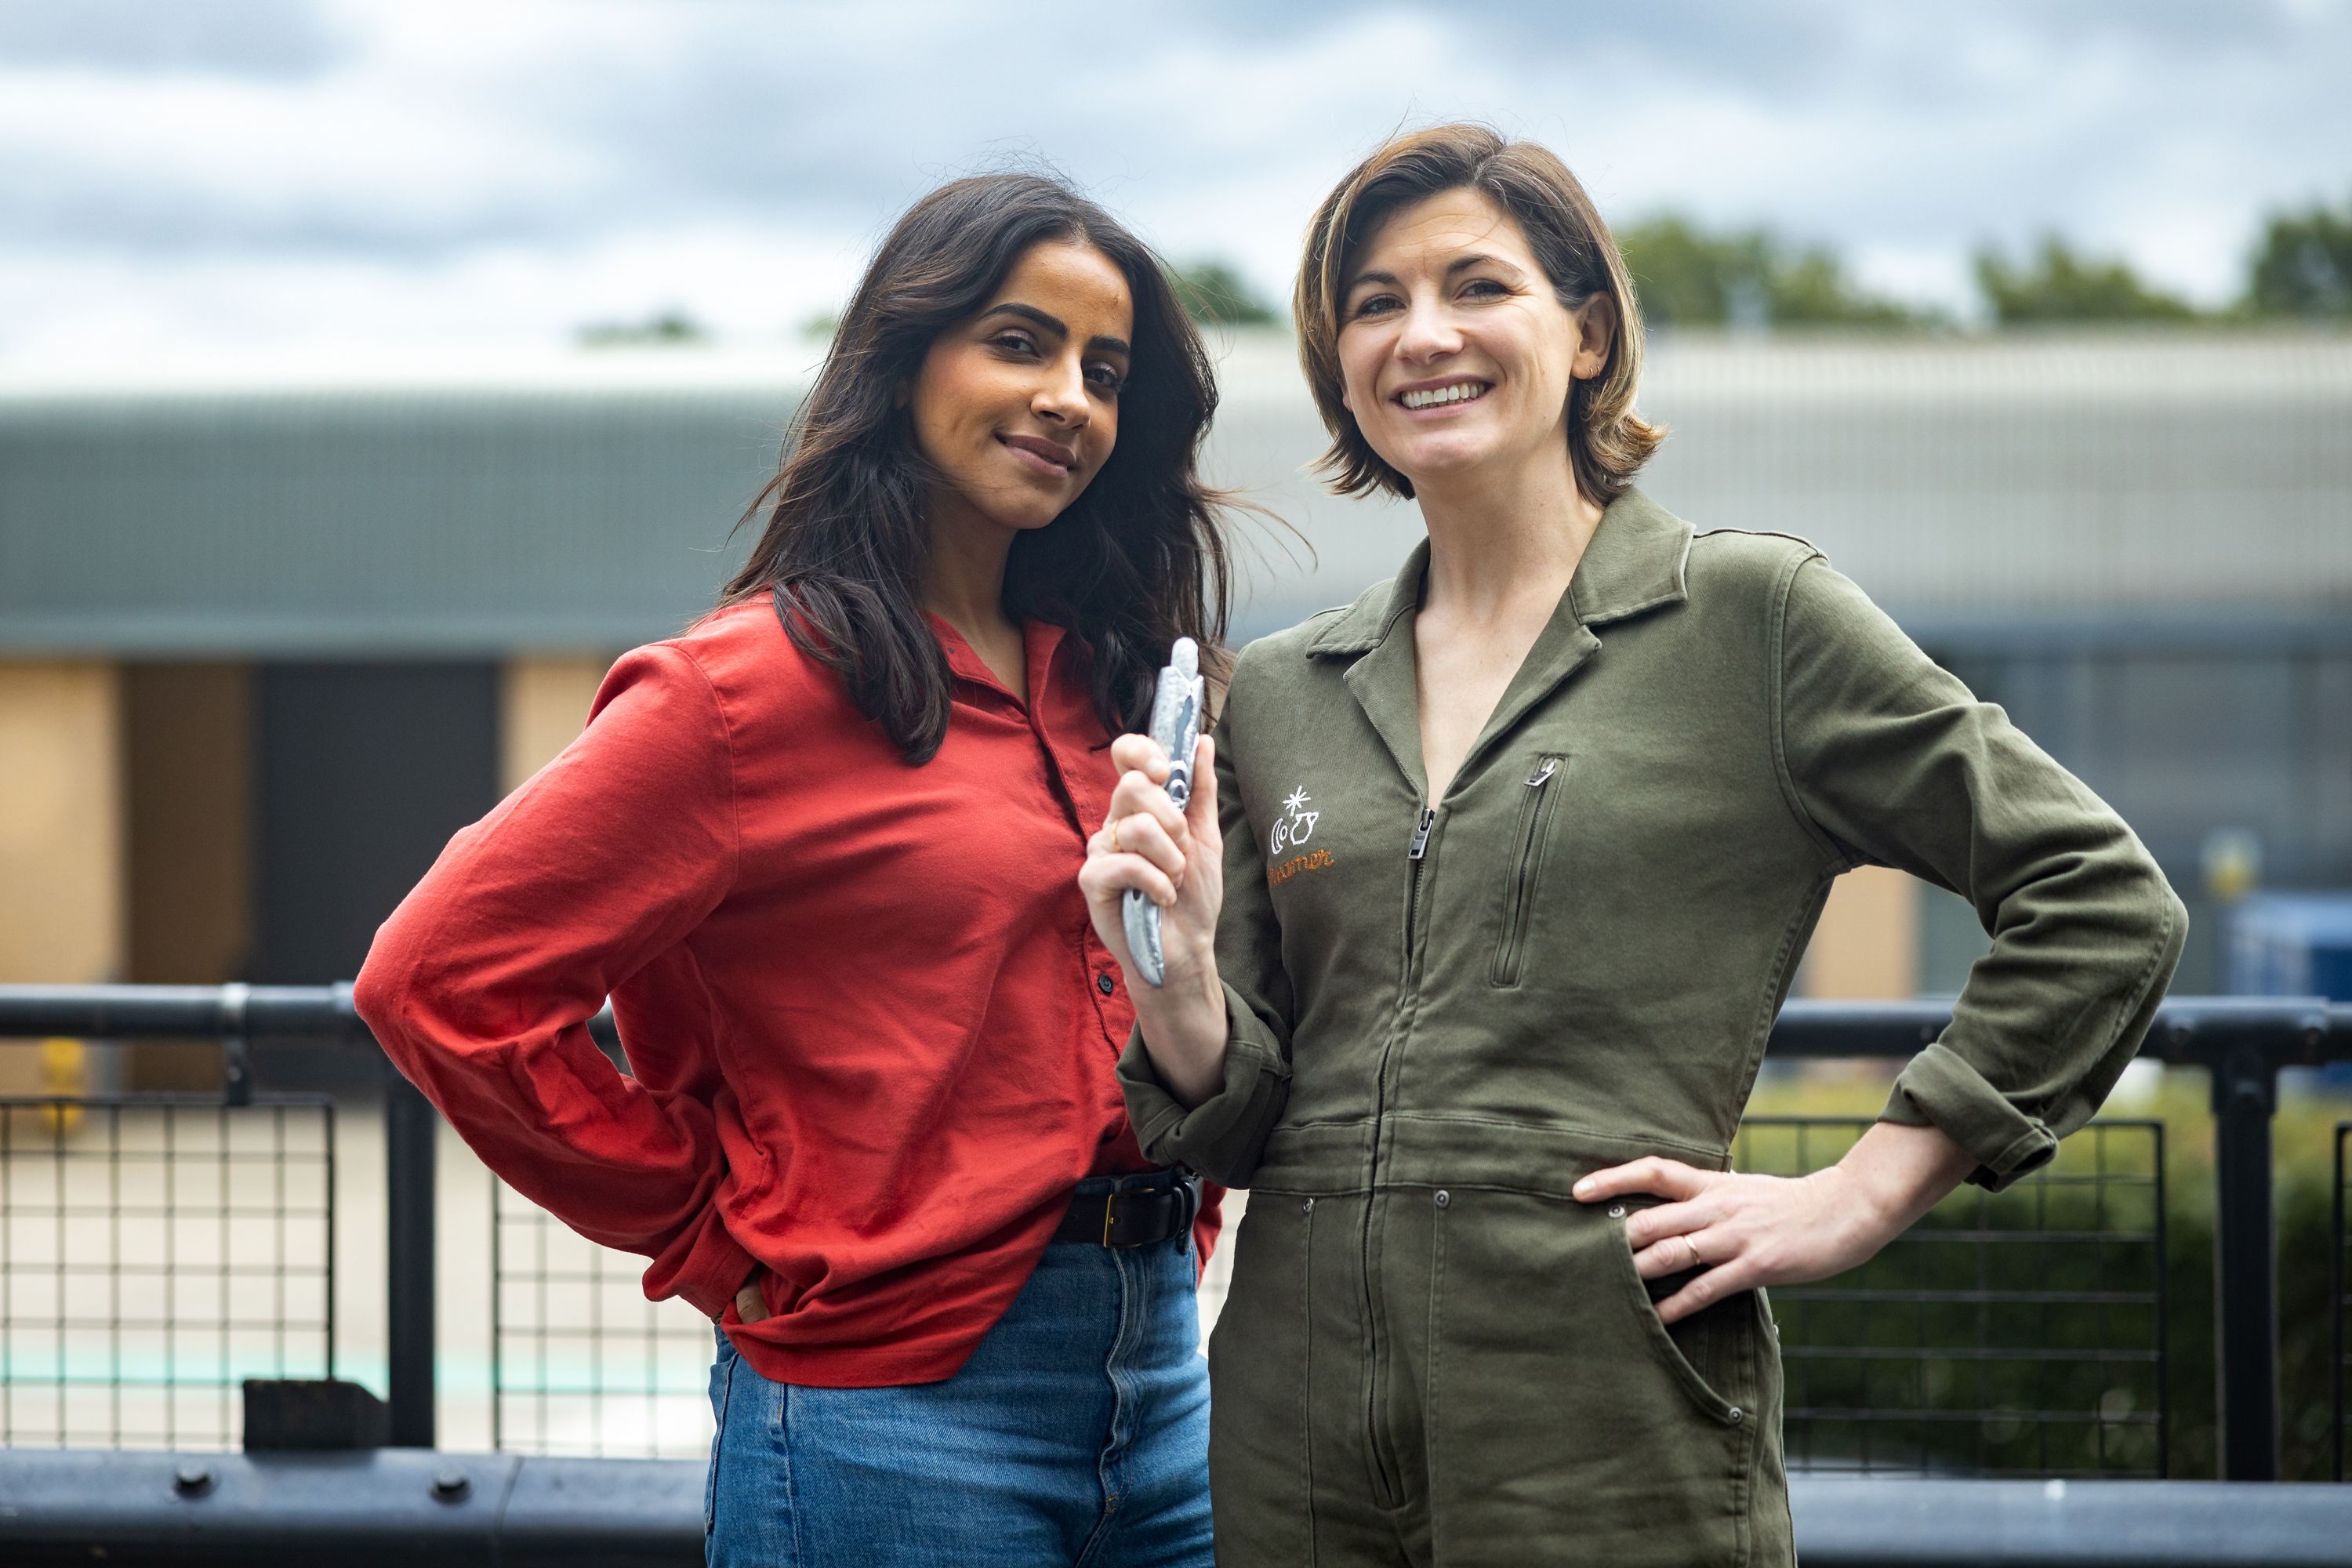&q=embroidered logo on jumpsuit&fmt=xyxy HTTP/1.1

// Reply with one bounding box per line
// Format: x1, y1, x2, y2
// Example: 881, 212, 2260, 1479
1267, 786, 1334, 887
